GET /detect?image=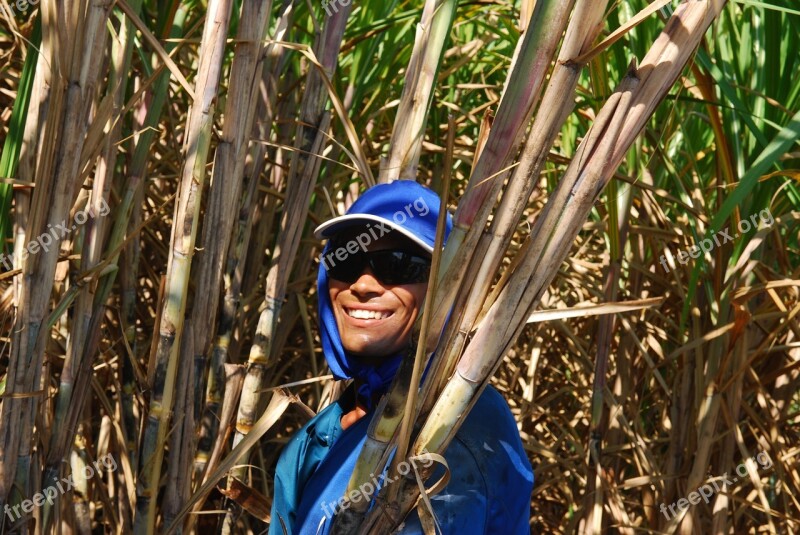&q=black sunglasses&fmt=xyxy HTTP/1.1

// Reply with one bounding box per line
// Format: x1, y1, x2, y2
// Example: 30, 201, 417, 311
327, 249, 431, 285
